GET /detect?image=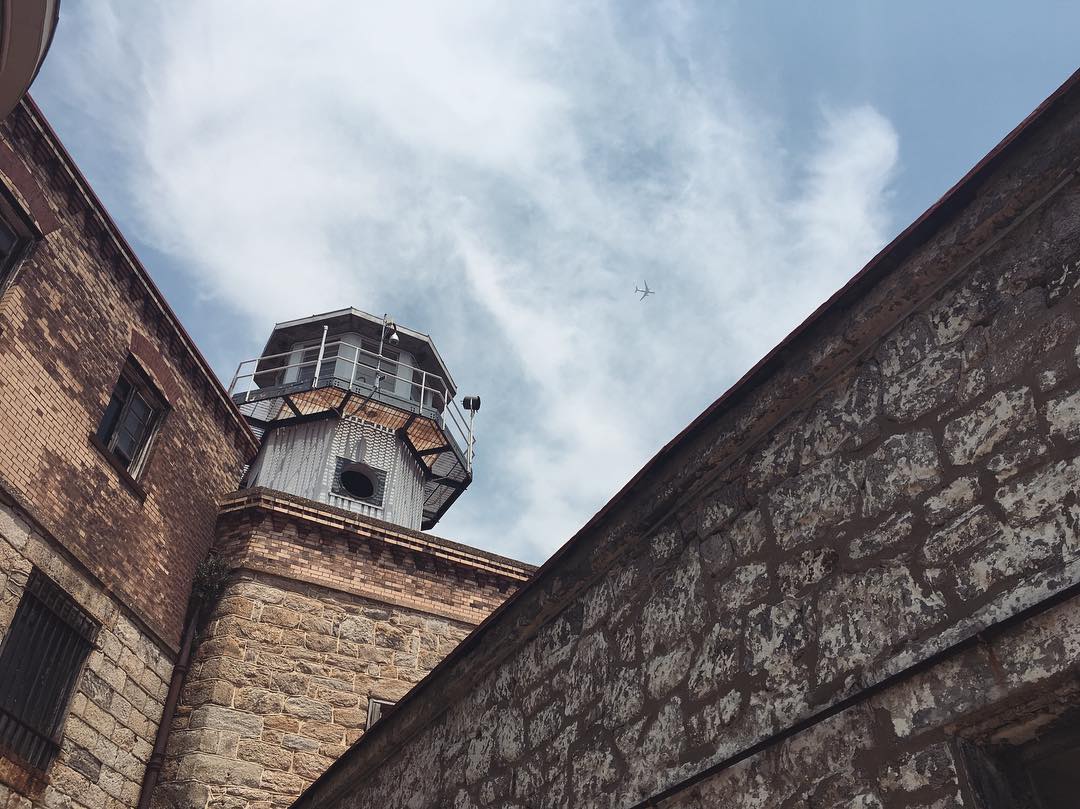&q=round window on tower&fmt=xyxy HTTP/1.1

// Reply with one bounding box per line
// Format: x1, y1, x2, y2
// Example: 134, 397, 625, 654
340, 461, 378, 499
